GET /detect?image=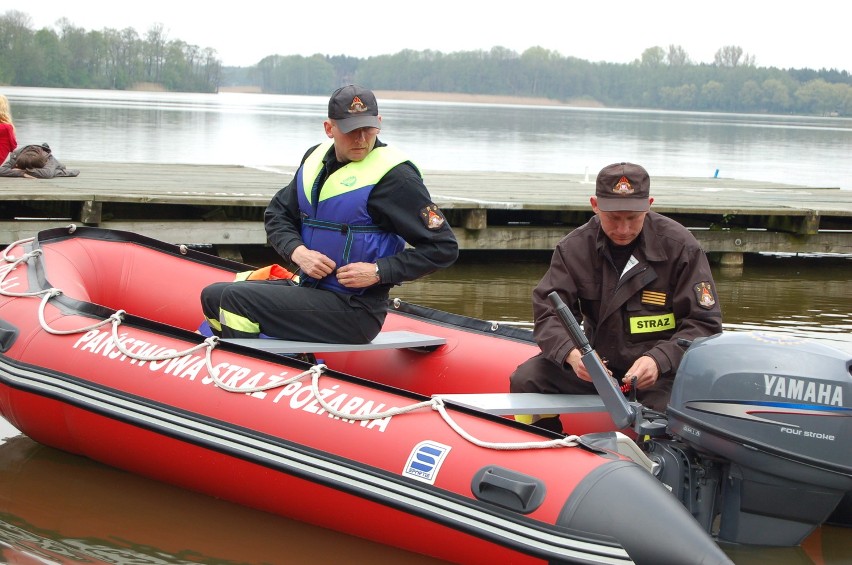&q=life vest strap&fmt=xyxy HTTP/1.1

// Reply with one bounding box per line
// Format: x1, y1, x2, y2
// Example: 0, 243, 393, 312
302, 218, 383, 265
